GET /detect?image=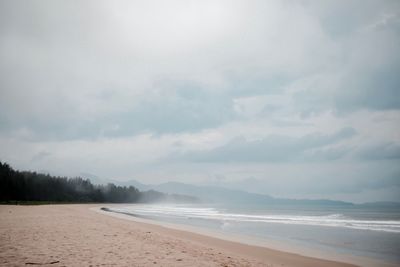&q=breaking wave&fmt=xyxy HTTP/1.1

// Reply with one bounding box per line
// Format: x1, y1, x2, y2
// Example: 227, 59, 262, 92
109, 205, 400, 233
